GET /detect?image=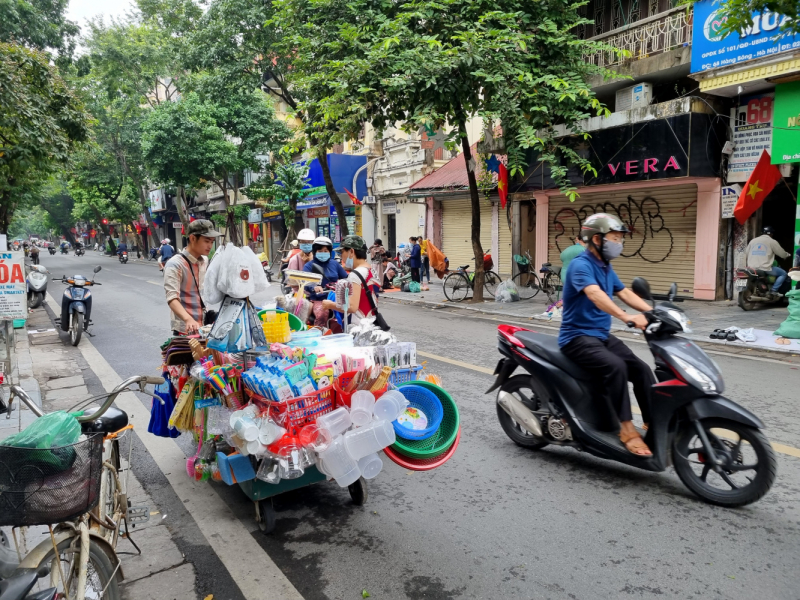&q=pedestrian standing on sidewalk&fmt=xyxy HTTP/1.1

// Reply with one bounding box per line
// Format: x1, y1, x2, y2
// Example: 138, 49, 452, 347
163, 220, 222, 335
420, 238, 431, 283
323, 235, 381, 326
408, 236, 422, 283
560, 235, 586, 282
369, 238, 386, 291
